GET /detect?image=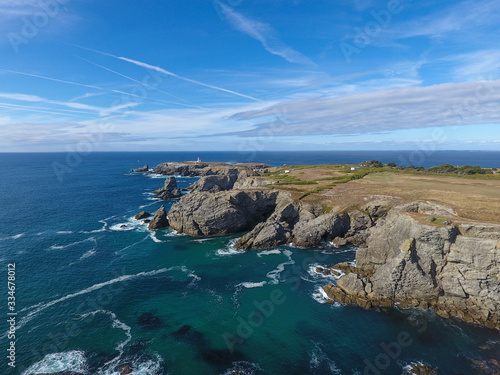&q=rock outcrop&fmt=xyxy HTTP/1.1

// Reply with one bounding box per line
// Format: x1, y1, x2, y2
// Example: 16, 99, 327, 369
152, 162, 269, 177
153, 177, 182, 199
148, 205, 169, 230
135, 211, 150, 220
292, 213, 350, 247
168, 190, 280, 236
323, 202, 500, 329
189, 174, 238, 193
132, 164, 149, 173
